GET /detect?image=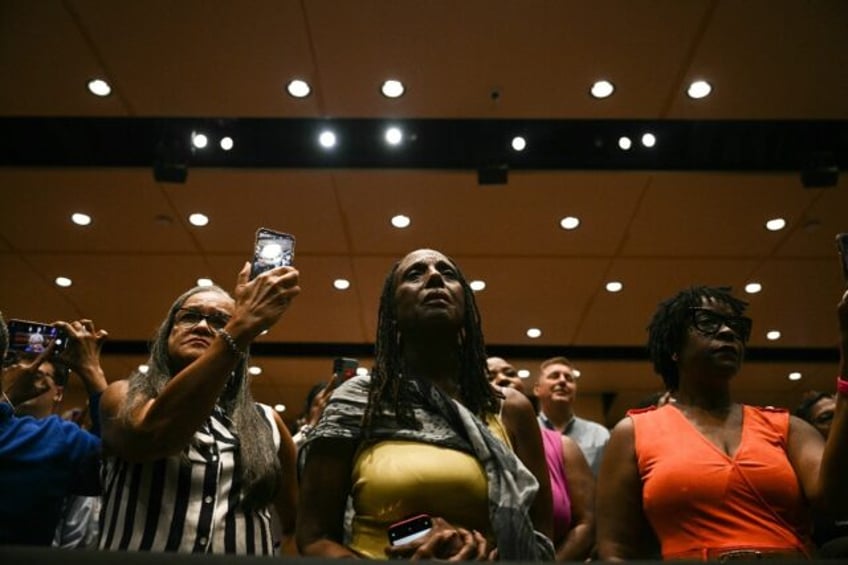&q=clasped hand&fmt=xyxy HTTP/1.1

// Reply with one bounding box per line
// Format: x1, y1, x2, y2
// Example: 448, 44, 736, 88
384, 517, 496, 561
